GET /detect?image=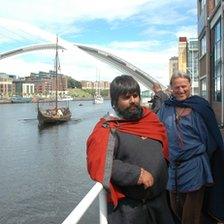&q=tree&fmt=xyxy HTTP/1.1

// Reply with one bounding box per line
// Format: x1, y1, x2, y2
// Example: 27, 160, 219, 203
67, 76, 82, 89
